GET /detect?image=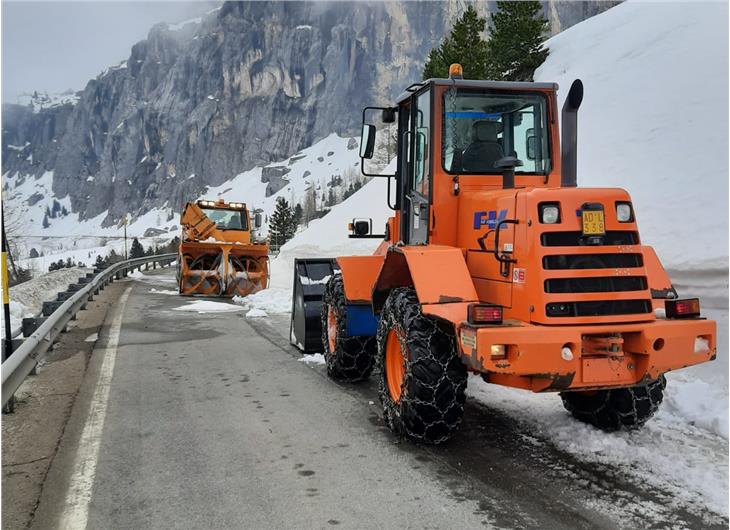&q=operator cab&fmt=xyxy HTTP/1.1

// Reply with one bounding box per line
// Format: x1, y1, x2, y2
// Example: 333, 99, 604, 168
358, 63, 562, 247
